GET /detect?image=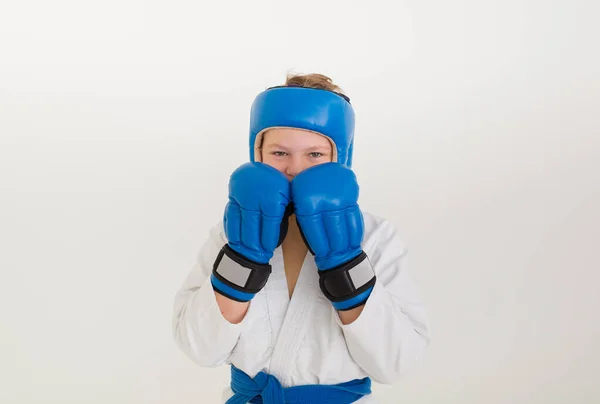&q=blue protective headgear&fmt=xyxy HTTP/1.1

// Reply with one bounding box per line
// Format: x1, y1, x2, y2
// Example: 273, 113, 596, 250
249, 86, 356, 167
